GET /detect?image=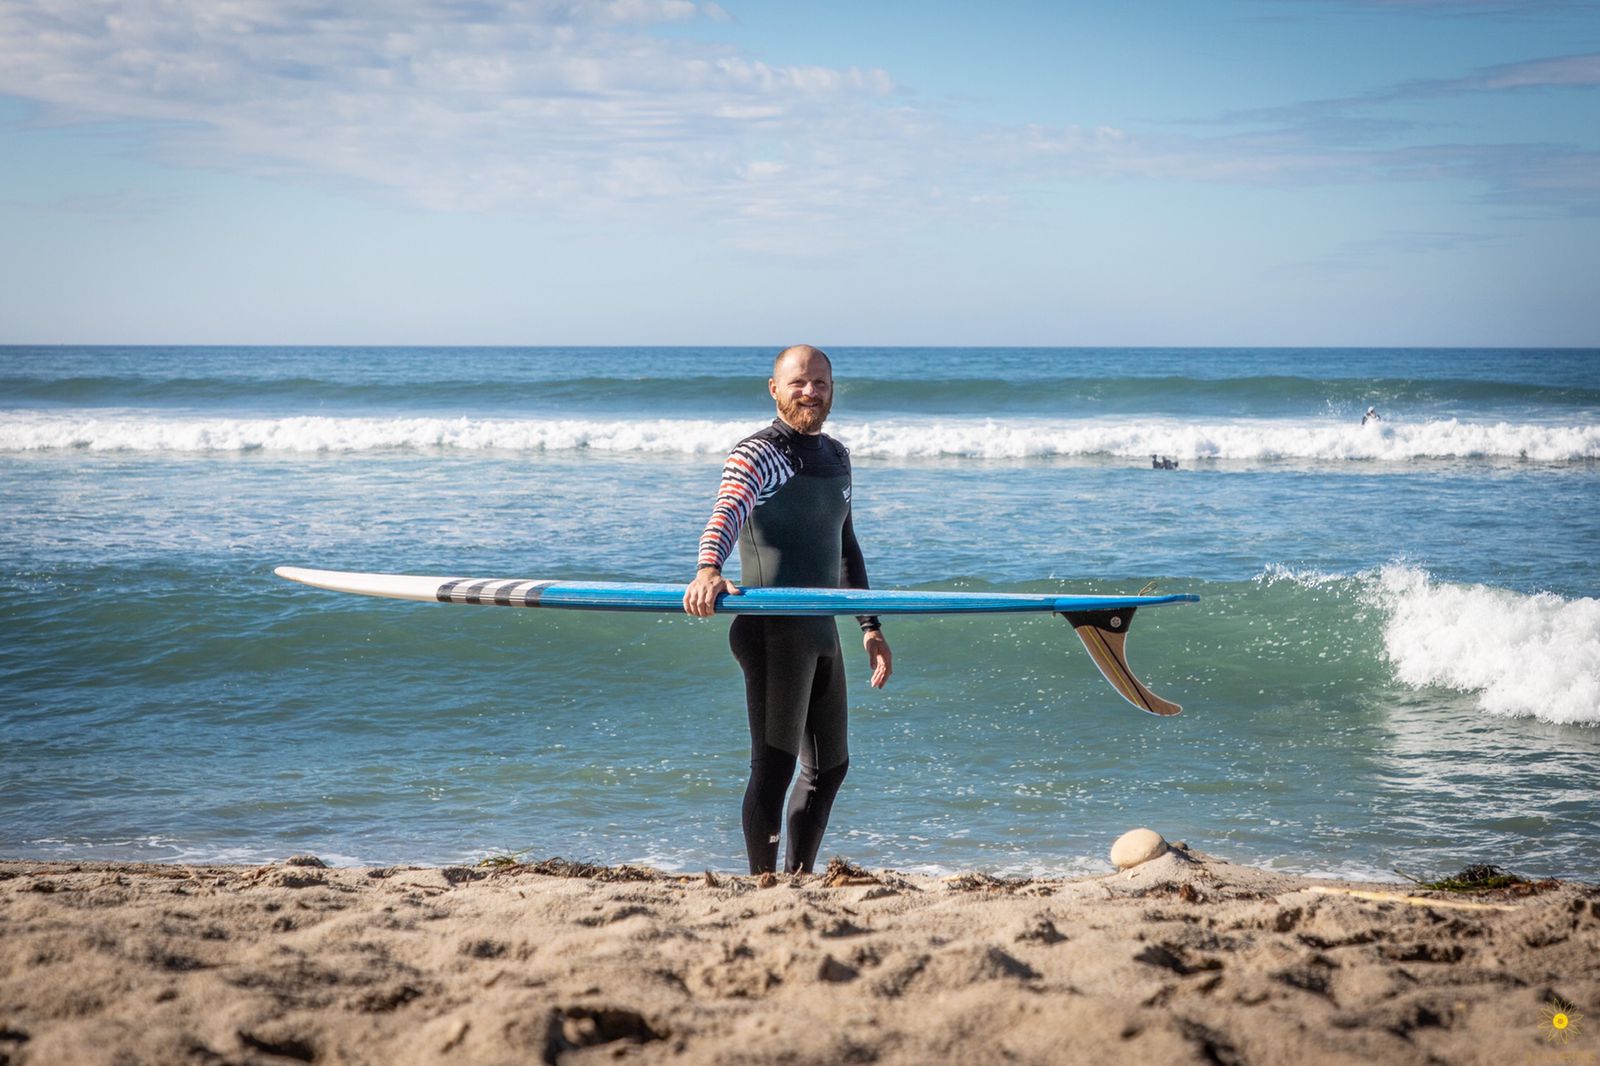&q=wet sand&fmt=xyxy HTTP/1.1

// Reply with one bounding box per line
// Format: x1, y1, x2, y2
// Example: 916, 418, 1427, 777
1, 848, 1596, 1065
